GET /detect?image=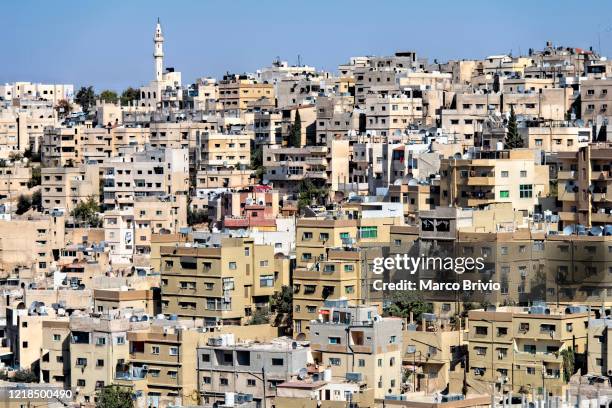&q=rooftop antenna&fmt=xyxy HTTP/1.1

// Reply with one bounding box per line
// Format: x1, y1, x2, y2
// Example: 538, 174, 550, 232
297, 54, 302, 66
